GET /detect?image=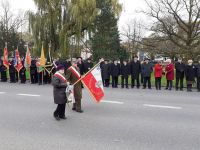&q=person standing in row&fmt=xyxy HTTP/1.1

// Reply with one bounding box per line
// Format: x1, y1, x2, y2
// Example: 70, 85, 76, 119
130, 56, 141, 89
110, 60, 120, 88
154, 61, 163, 90
196, 60, 200, 92
102, 60, 110, 87
9, 58, 17, 83
19, 65, 26, 84
175, 58, 185, 91
120, 60, 130, 89
141, 58, 153, 89
52, 65, 68, 121
30, 59, 38, 84
165, 59, 174, 90
84, 58, 93, 73
65, 60, 83, 113
0, 58, 7, 82
185, 60, 196, 92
